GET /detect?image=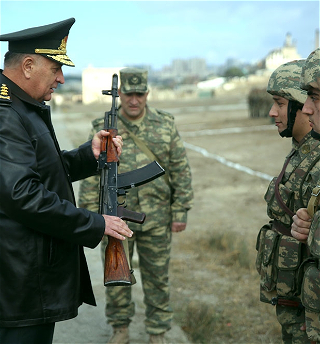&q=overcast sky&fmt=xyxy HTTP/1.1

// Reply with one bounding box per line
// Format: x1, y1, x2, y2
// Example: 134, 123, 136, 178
0, 0, 319, 75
